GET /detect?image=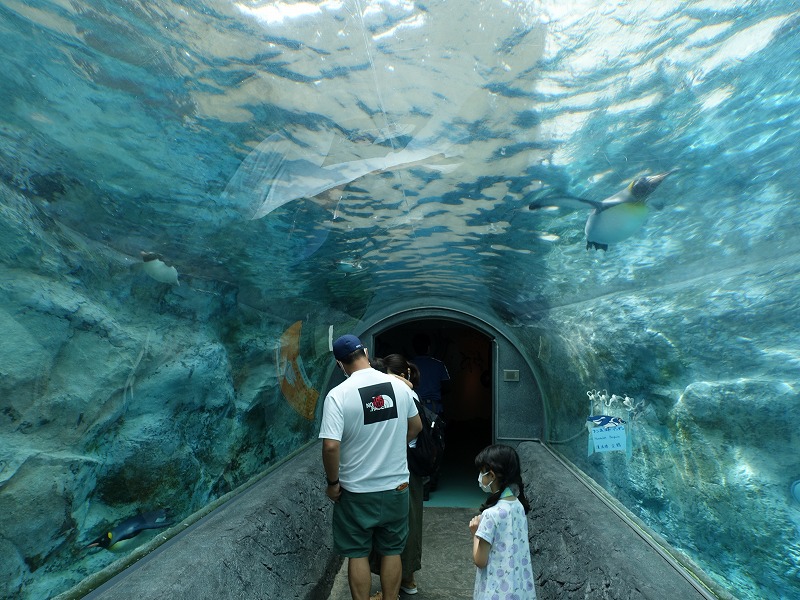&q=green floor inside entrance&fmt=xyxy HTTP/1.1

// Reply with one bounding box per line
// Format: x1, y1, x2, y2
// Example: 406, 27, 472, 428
424, 418, 491, 509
